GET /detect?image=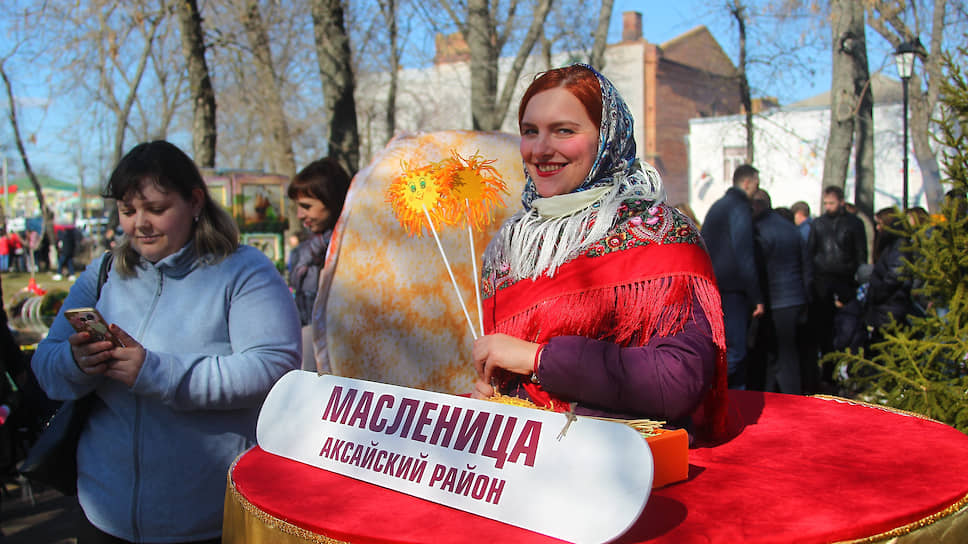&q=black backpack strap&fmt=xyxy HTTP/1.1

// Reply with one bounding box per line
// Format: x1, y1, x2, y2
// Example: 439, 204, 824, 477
96, 251, 113, 302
